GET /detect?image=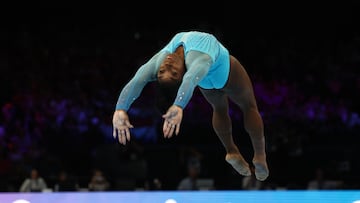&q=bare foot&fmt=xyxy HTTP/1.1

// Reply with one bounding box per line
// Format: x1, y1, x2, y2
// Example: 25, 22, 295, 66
253, 160, 269, 181
225, 153, 251, 176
